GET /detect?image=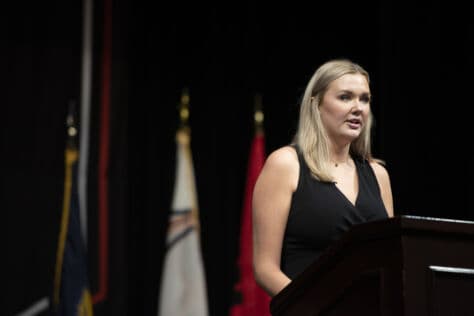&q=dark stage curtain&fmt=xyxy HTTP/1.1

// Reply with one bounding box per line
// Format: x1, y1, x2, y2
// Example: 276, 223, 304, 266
4, 0, 473, 315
